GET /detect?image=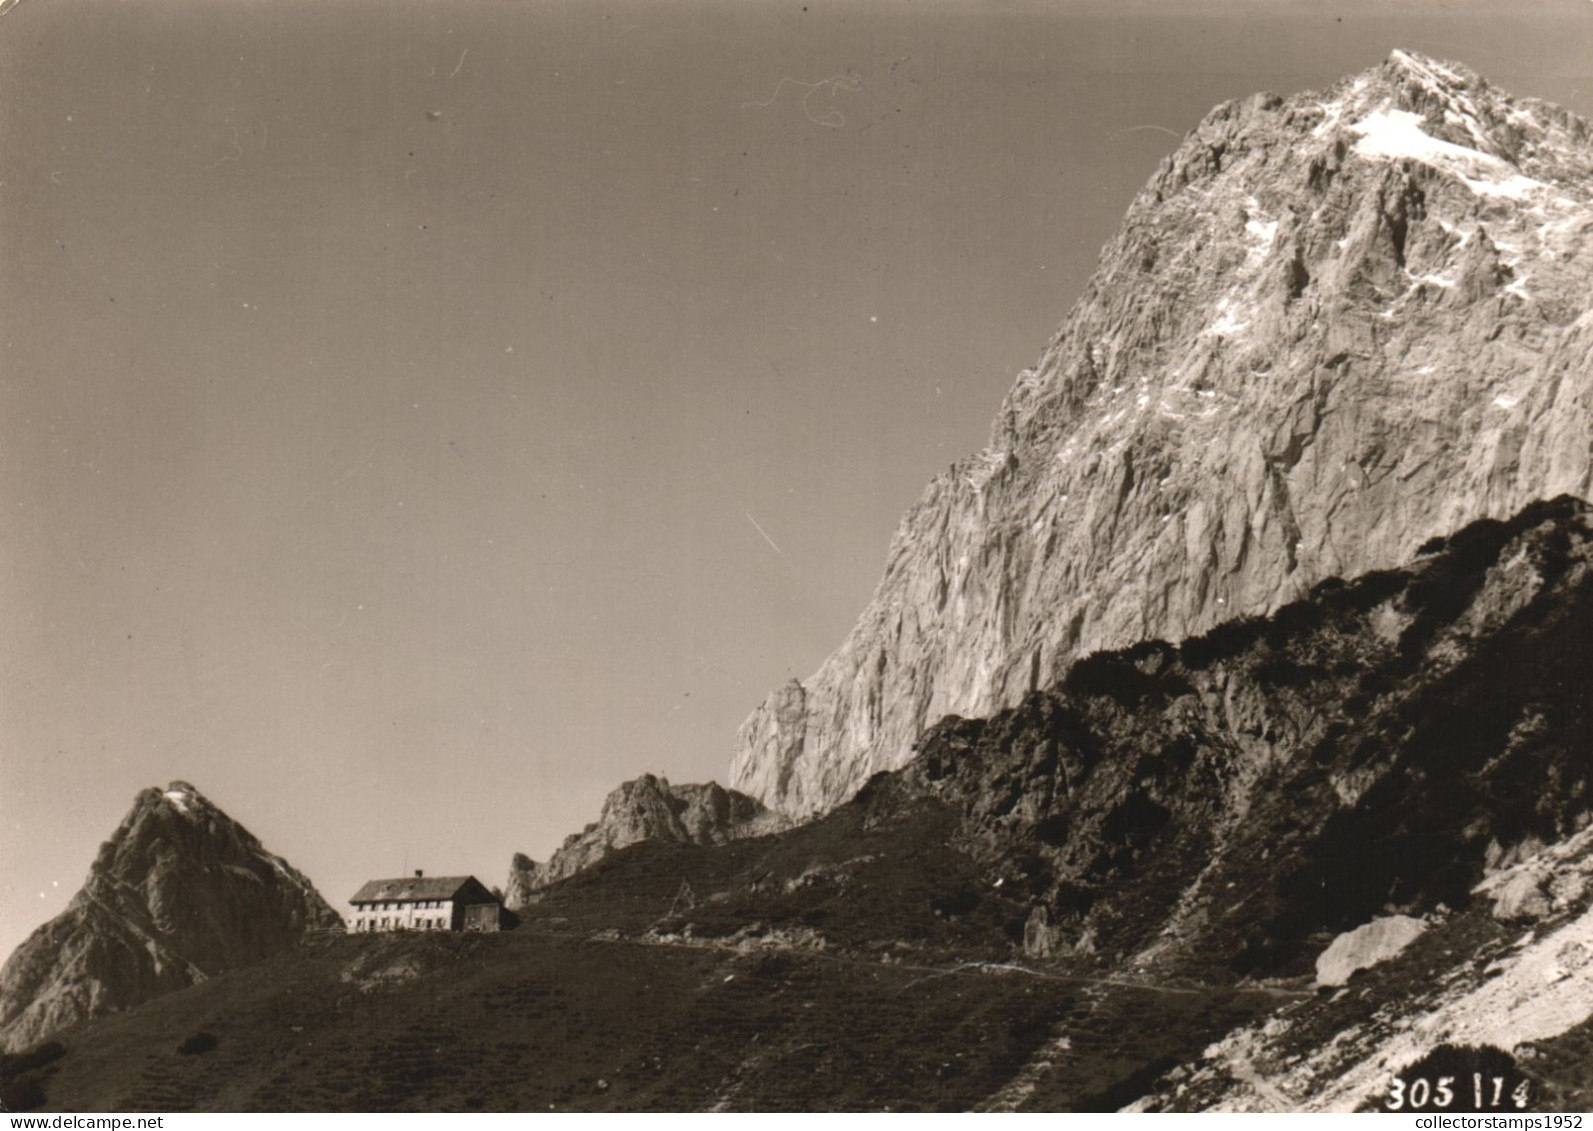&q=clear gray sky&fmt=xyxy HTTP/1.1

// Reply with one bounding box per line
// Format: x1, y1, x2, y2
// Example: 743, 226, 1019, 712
3, 0, 1590, 959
